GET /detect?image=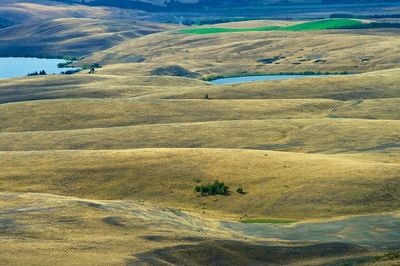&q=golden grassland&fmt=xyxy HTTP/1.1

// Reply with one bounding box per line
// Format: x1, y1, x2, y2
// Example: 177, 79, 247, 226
0, 19, 400, 265
86, 27, 400, 75
0, 18, 177, 55
1, 148, 399, 219
2, 192, 381, 266
0, 119, 399, 160
1, 97, 400, 129
0, 2, 179, 56
0, 192, 222, 265
0, 58, 398, 220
